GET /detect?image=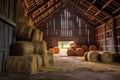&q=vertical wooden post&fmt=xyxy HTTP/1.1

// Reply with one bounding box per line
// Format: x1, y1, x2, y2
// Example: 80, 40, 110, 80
113, 18, 117, 52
